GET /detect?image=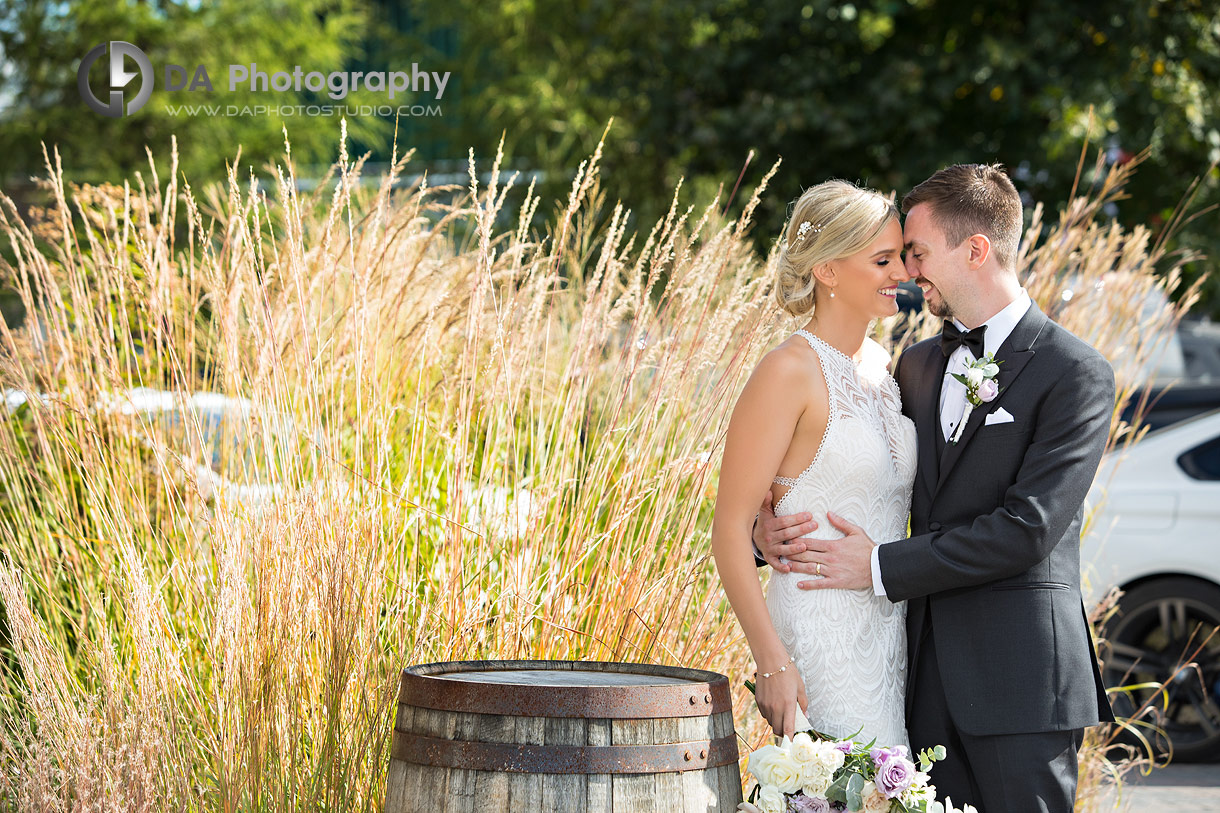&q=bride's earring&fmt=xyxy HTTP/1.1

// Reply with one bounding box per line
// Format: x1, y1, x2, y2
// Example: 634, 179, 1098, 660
829, 289, 835, 298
